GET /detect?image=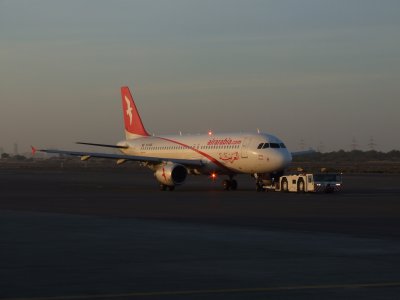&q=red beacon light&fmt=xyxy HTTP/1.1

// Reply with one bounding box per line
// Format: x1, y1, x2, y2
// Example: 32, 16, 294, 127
210, 172, 217, 181
208, 130, 213, 136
